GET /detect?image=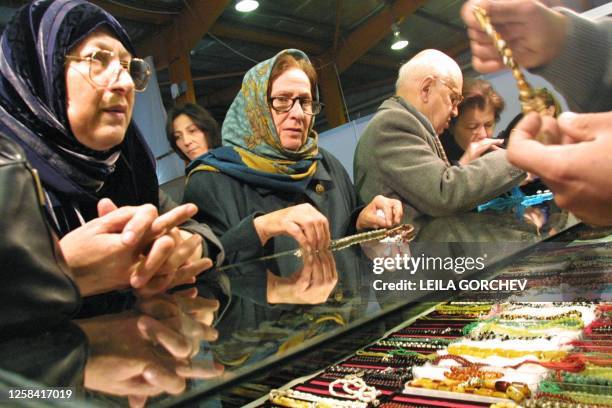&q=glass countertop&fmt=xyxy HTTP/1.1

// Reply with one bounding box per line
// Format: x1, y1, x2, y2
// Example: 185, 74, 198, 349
1, 201, 597, 407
